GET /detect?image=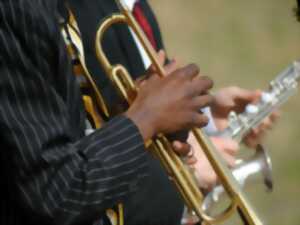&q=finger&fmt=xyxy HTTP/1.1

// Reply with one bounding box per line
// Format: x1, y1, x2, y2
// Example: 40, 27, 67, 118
140, 69, 160, 83
135, 77, 145, 87
253, 89, 263, 102
175, 64, 200, 81
220, 152, 236, 168
203, 172, 218, 191
191, 95, 214, 109
182, 144, 197, 165
251, 127, 261, 136
192, 76, 214, 95
236, 87, 261, 103
172, 141, 191, 156
146, 71, 160, 83
253, 118, 273, 135
138, 80, 147, 87
205, 175, 217, 191
211, 137, 239, 156
221, 140, 239, 156
185, 156, 197, 165
190, 113, 209, 128
135, 75, 150, 87
243, 137, 260, 149
260, 117, 273, 130
253, 126, 266, 140
270, 111, 280, 123
243, 130, 264, 148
